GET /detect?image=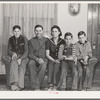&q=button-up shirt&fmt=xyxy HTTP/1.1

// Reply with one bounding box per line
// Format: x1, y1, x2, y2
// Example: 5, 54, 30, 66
45, 38, 65, 59
75, 41, 92, 60
28, 36, 48, 61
